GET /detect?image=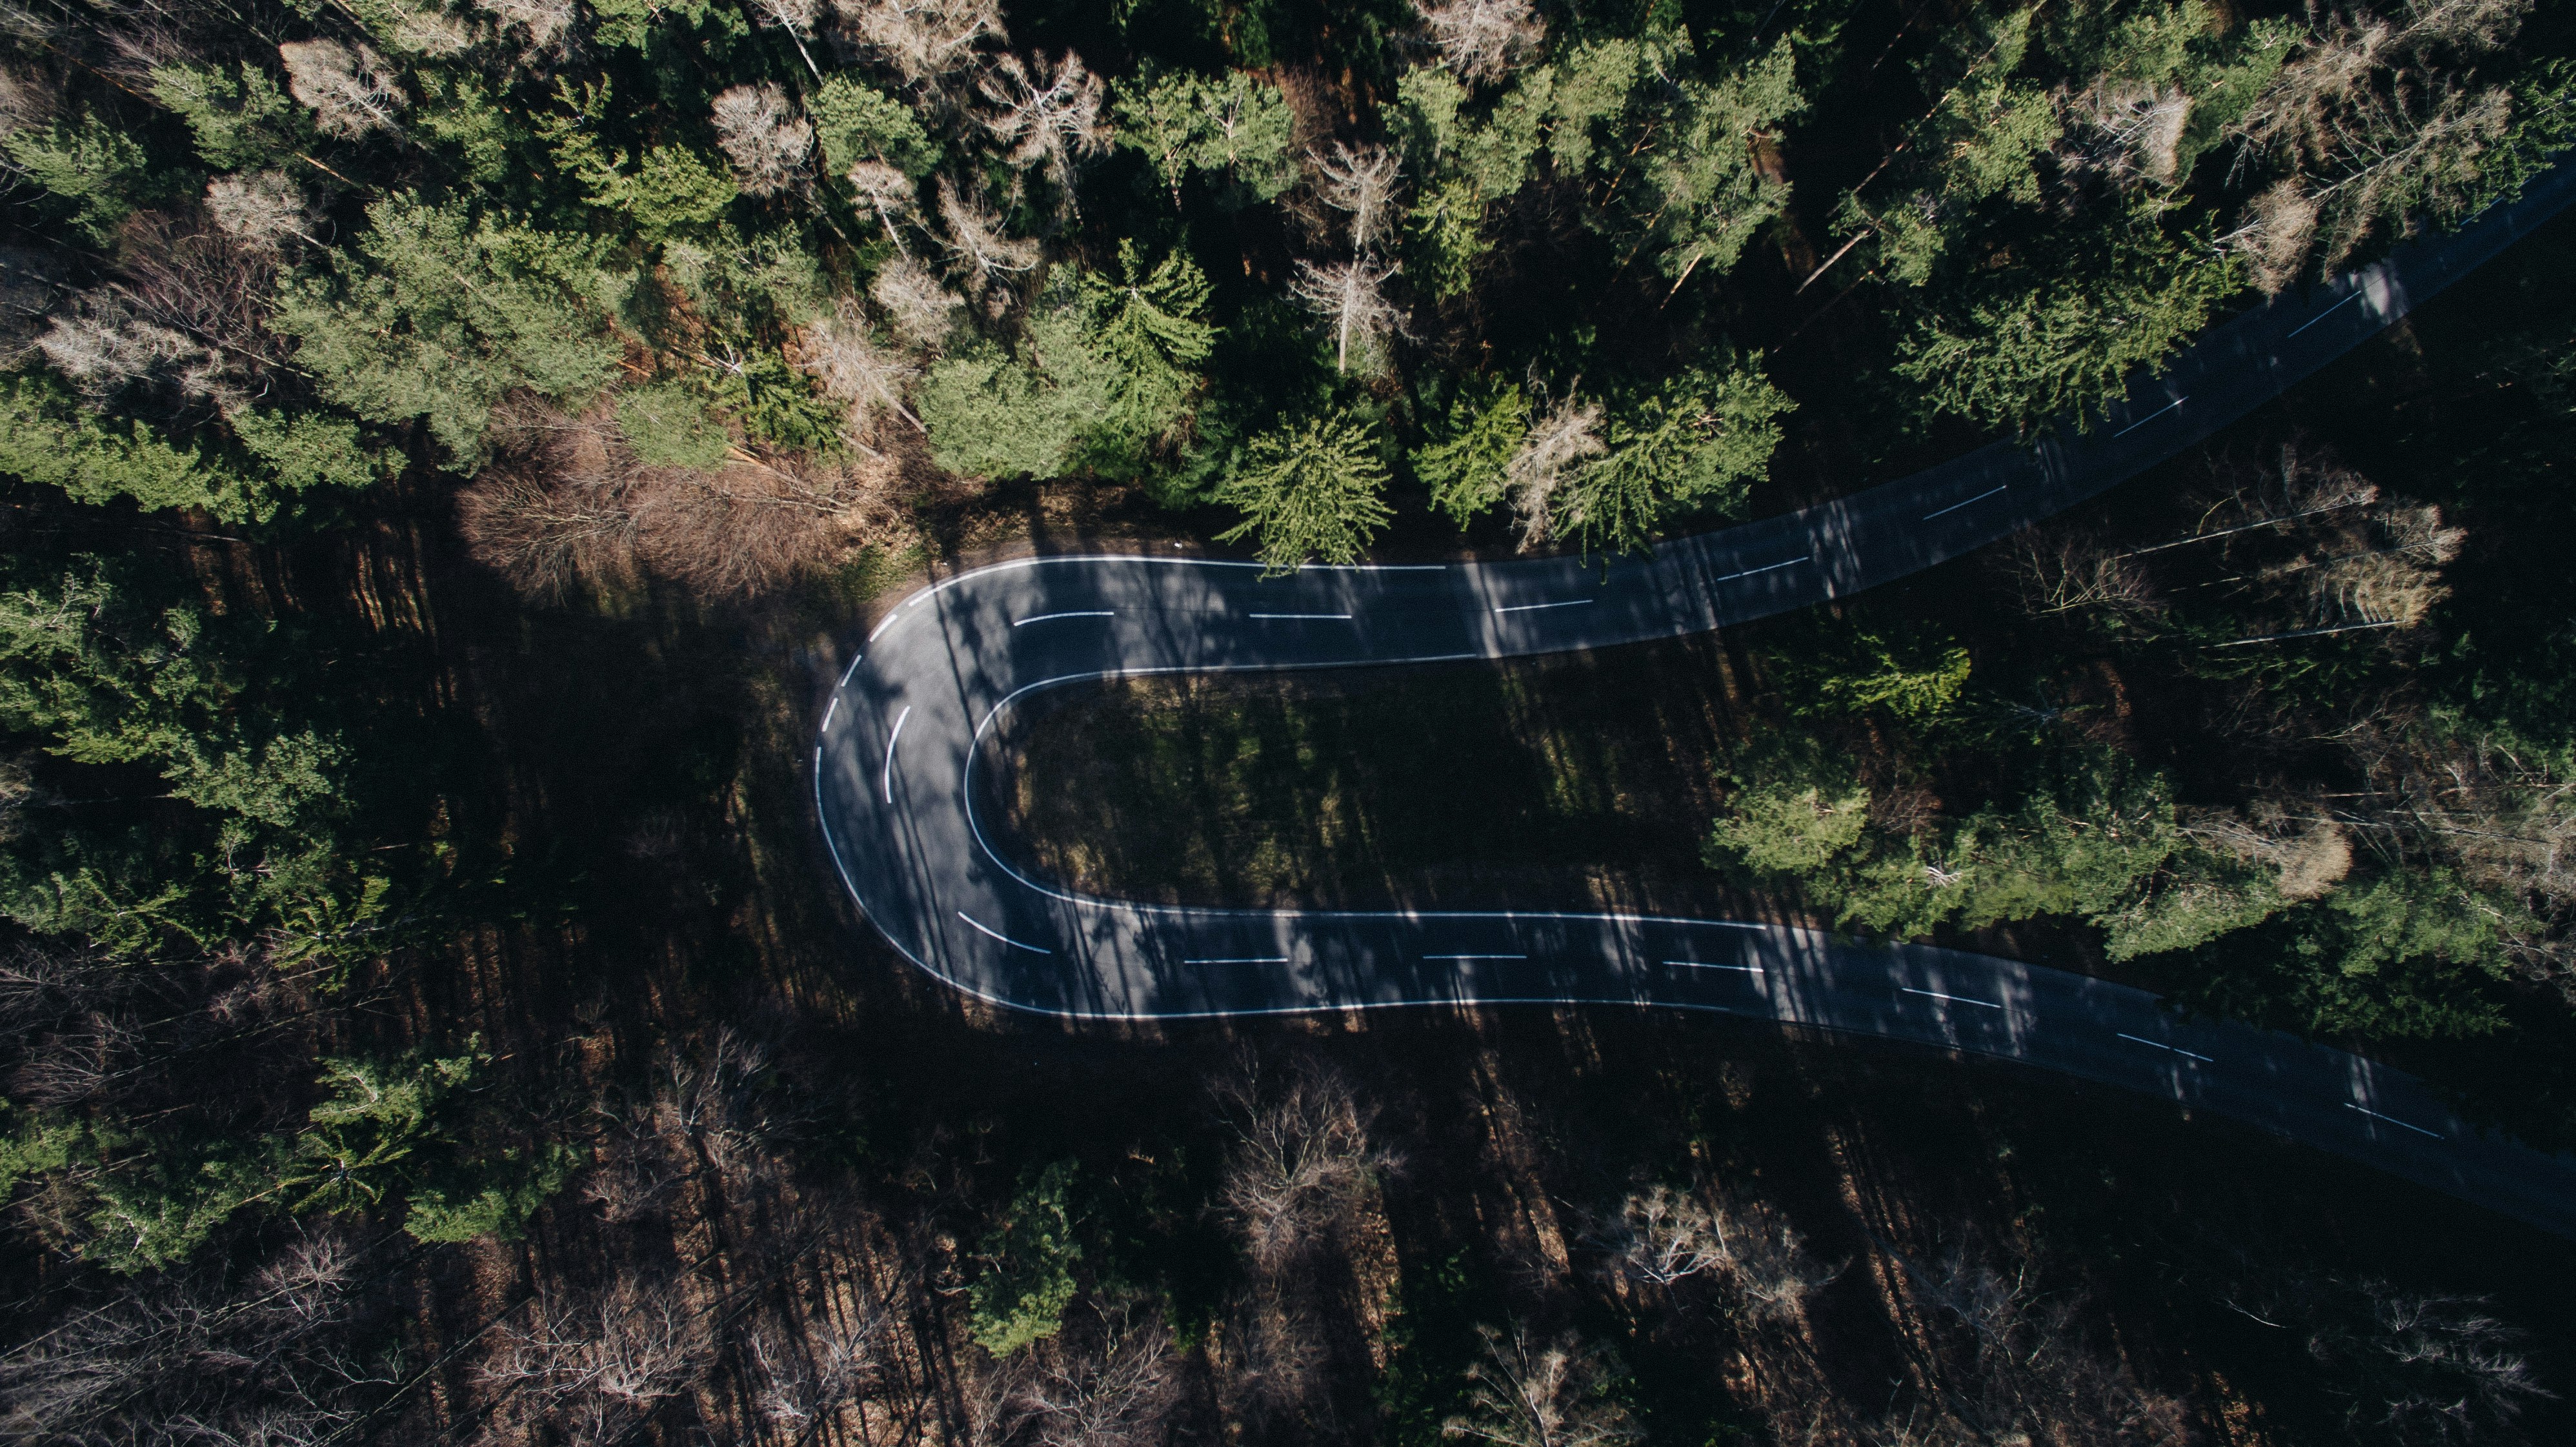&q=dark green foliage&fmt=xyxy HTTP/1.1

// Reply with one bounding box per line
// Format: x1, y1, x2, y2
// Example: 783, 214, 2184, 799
1, 114, 164, 245
1705, 740, 2285, 961
1112, 66, 1297, 206
273, 195, 631, 469
76, 1043, 572, 1272
717, 350, 845, 452
918, 247, 1216, 479
1414, 379, 1528, 527
1895, 208, 2238, 434
148, 63, 308, 171
813, 75, 941, 177
969, 1161, 1086, 1355
1217, 409, 1395, 571
1553, 359, 1792, 554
